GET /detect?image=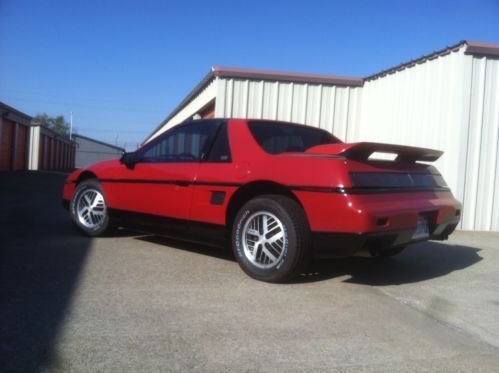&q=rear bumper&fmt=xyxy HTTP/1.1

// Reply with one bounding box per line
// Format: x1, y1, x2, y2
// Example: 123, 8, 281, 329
295, 189, 461, 256
312, 222, 459, 258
